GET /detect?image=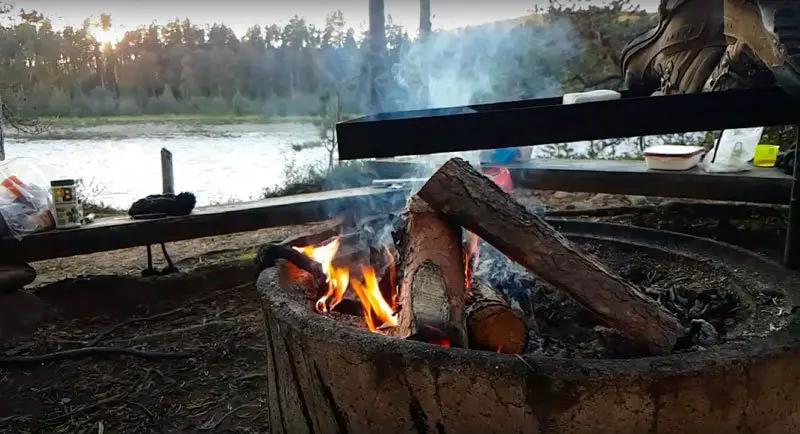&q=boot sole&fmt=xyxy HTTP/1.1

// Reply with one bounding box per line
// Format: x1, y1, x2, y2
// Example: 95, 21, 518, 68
733, 0, 800, 94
